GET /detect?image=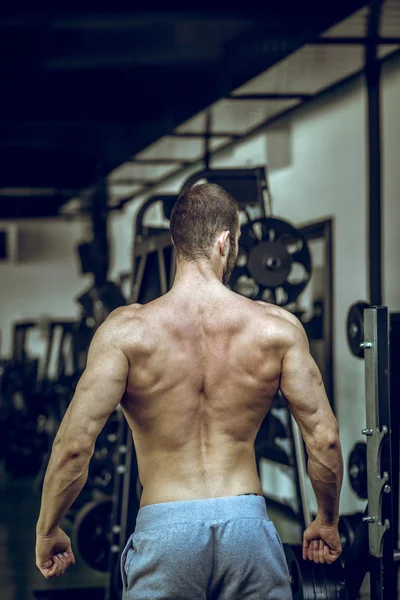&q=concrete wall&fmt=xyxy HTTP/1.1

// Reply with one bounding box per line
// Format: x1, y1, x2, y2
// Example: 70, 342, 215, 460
0, 220, 88, 357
